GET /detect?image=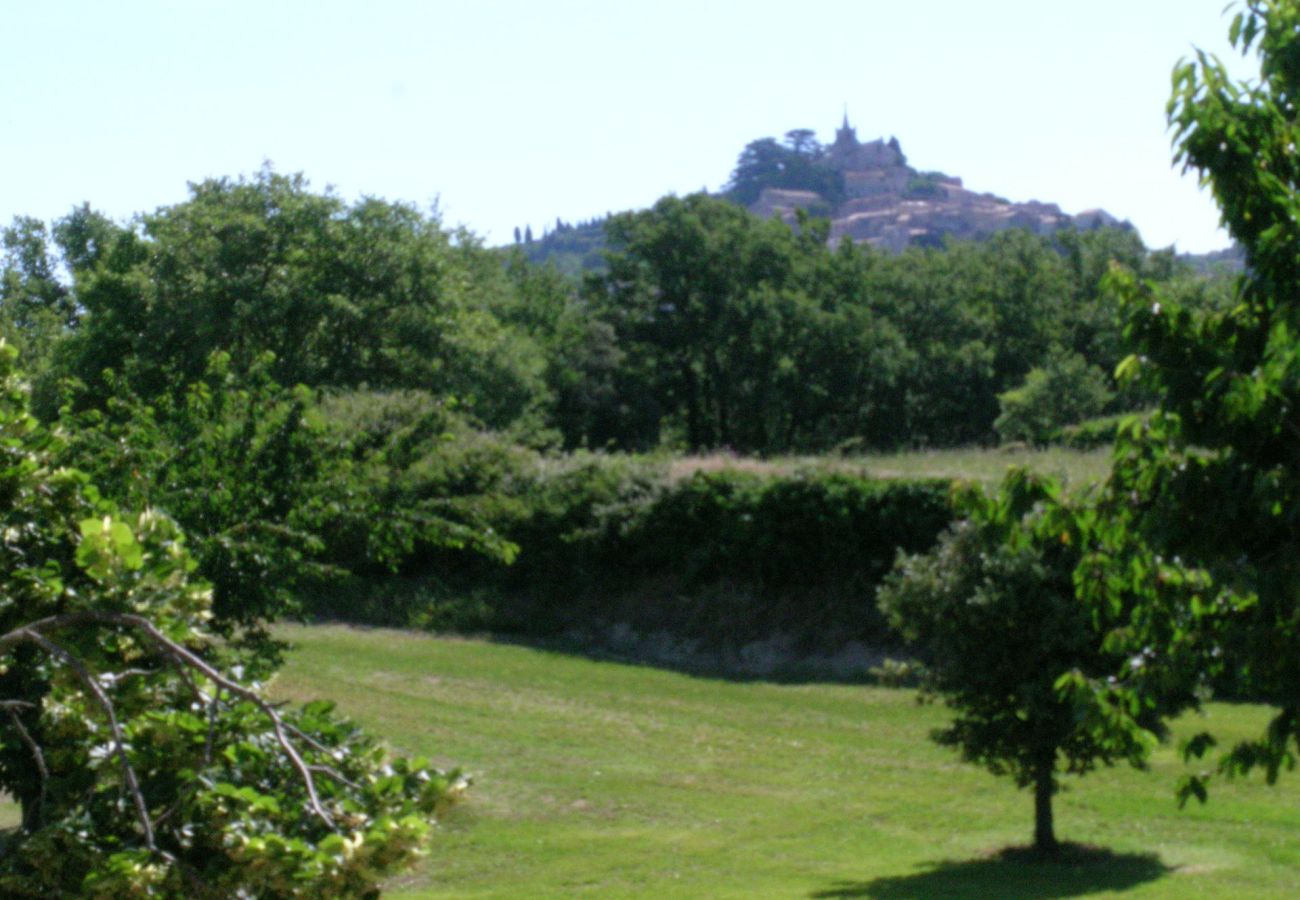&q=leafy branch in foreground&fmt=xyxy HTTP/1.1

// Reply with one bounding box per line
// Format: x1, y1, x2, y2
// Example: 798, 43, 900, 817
1065, 0, 1300, 805
0, 342, 462, 897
